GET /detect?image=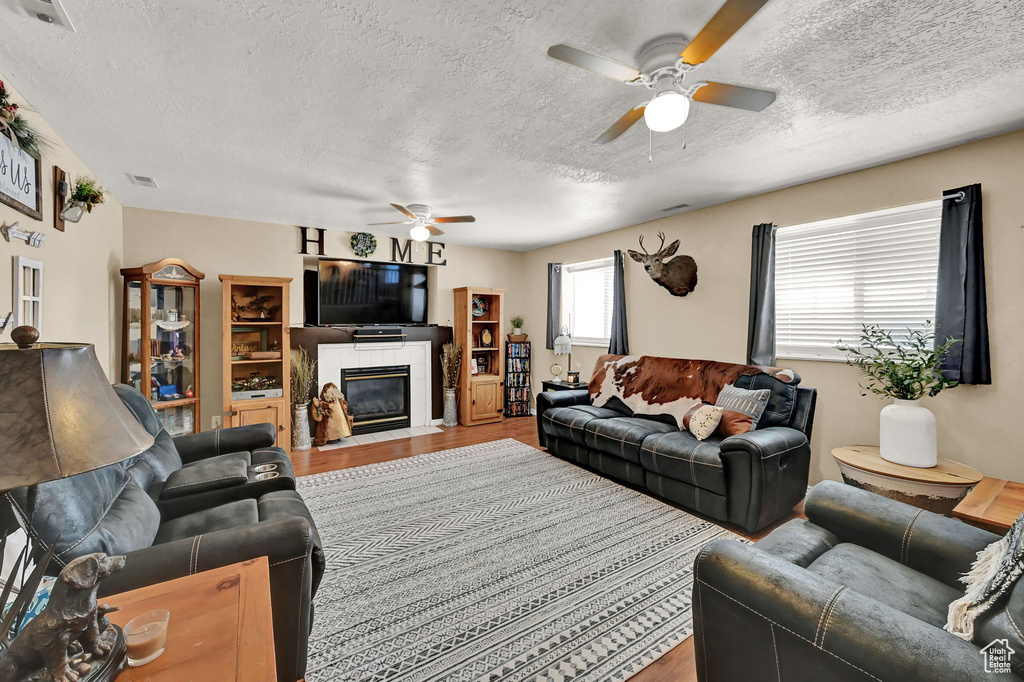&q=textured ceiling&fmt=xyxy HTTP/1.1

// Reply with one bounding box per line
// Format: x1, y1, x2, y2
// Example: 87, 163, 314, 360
2, 0, 1023, 250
